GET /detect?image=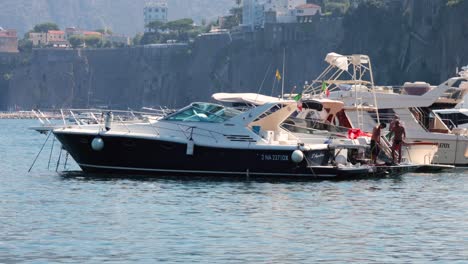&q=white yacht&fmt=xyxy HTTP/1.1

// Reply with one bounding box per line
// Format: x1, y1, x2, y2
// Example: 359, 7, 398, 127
213, 92, 441, 167
303, 53, 468, 166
